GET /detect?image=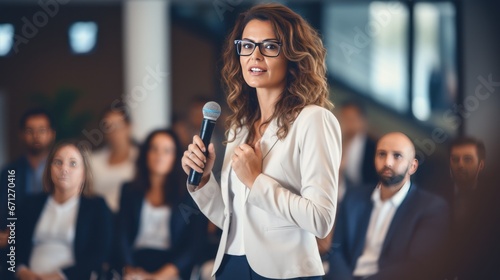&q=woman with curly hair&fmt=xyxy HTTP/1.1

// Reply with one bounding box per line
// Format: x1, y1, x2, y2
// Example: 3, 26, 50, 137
182, 3, 341, 279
